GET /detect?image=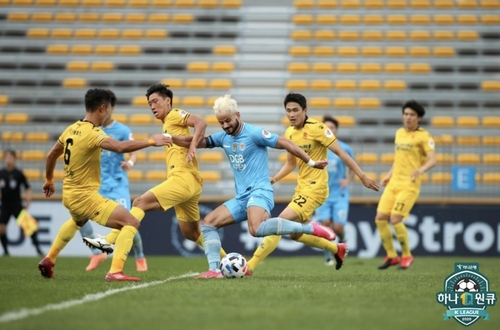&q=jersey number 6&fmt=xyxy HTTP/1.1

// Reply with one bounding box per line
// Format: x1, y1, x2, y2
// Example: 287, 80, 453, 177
64, 138, 73, 165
